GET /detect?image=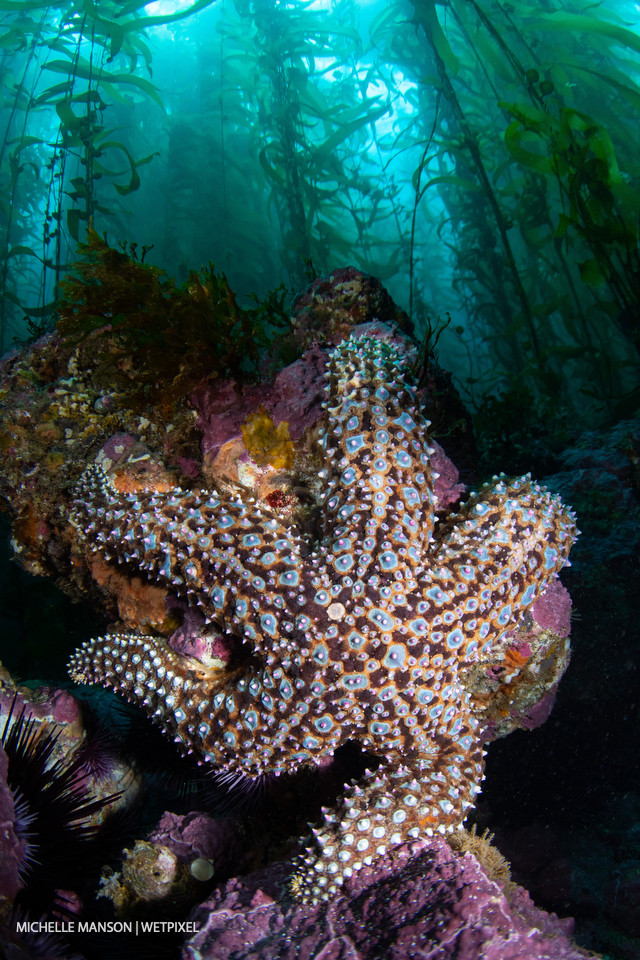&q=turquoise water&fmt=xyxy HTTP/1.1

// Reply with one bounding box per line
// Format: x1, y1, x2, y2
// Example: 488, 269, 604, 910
1, 0, 639, 419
